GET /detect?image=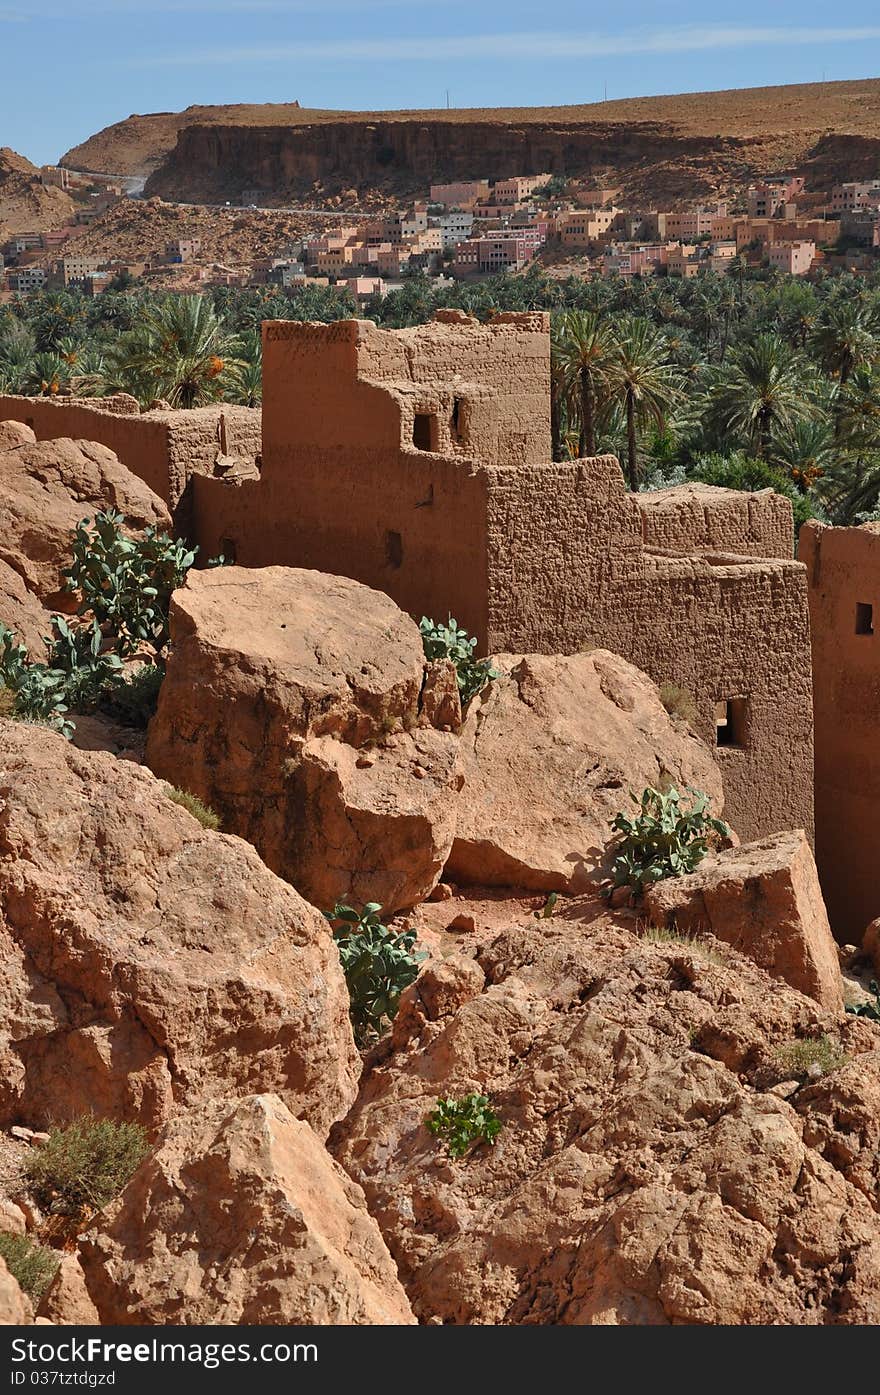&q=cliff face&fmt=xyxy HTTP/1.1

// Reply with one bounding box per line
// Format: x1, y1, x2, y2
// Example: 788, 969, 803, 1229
142, 117, 880, 207
145, 119, 753, 203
